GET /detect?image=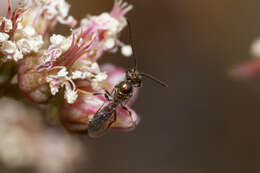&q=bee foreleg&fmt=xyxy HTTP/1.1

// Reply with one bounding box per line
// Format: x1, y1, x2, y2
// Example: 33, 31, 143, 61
79, 89, 111, 101
104, 89, 113, 101
93, 92, 112, 101
104, 89, 112, 97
